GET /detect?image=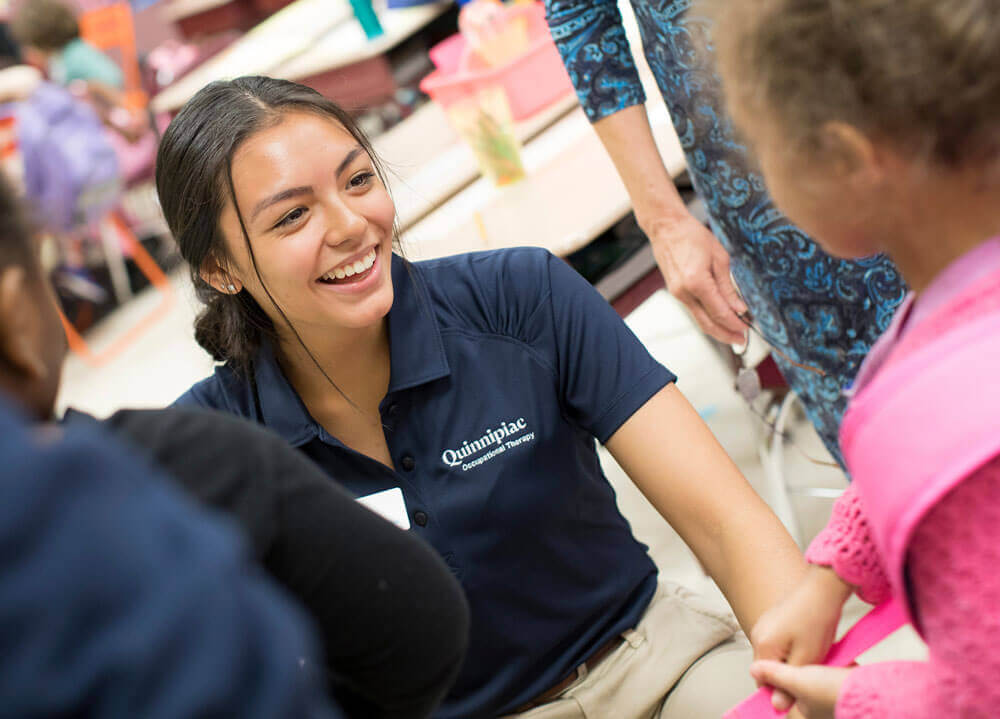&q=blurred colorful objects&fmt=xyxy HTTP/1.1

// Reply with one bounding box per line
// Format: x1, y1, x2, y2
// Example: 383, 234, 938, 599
457, 0, 527, 67
164, 0, 298, 39
348, 0, 383, 39
420, 2, 573, 121
446, 84, 524, 185
144, 33, 239, 92
0, 113, 22, 189
420, 1, 572, 184
129, 0, 166, 10
4, 0, 177, 334
11, 82, 120, 233
78, 2, 147, 109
